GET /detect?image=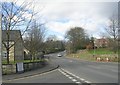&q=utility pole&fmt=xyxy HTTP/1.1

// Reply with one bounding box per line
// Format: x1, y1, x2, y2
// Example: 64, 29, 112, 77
92, 35, 95, 57
93, 37, 95, 56
0, 1, 2, 84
